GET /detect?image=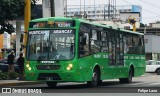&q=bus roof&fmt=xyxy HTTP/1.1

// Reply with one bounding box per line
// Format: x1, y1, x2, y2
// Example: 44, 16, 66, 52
30, 17, 74, 22
30, 17, 144, 36
77, 18, 144, 36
